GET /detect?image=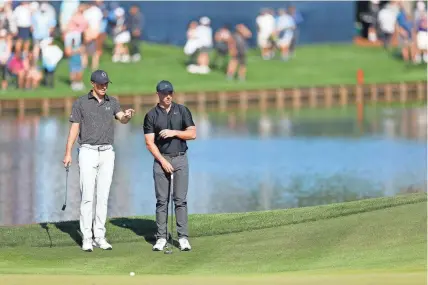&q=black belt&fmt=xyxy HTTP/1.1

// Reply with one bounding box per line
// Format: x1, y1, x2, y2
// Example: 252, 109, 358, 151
162, 151, 186, 157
